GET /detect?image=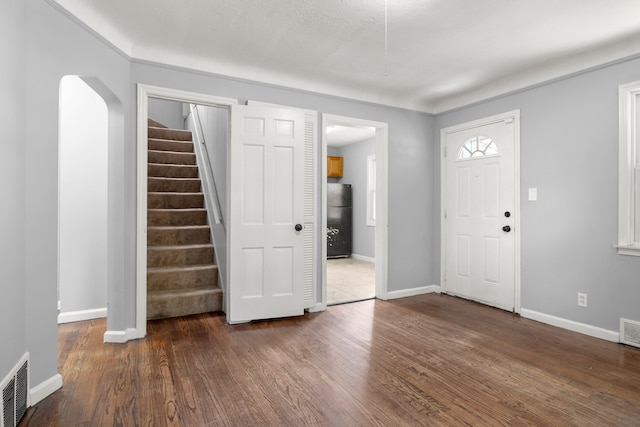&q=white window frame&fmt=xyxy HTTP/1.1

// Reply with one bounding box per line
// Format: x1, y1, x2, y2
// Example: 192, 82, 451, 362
366, 154, 376, 226
618, 81, 640, 256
